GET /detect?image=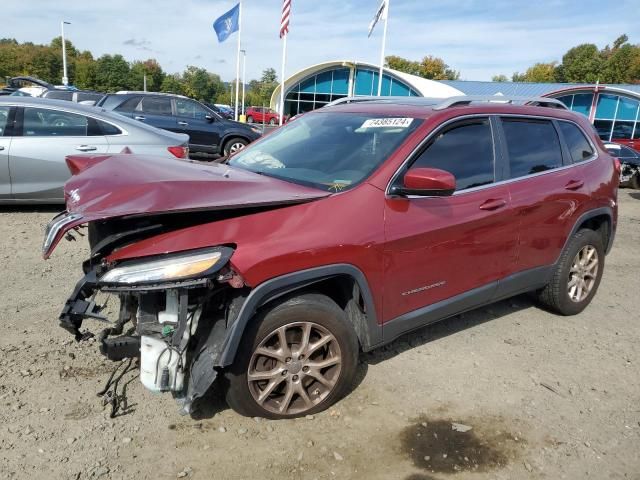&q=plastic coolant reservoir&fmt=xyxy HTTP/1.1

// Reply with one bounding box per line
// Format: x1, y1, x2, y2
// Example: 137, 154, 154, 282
139, 335, 184, 393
